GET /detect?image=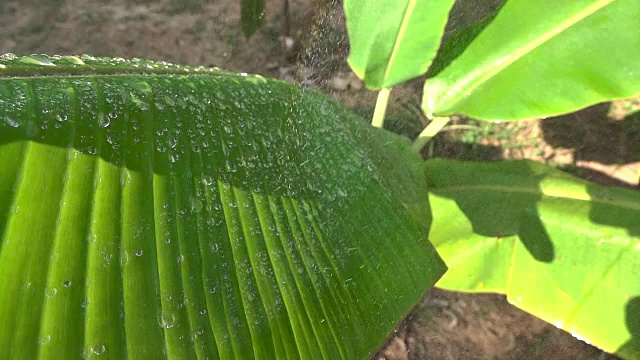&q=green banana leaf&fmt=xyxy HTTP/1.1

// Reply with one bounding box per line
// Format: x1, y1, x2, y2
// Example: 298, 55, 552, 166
344, 0, 456, 89
241, 0, 265, 37
426, 2, 505, 78
0, 54, 446, 359
424, 159, 640, 359
422, 0, 640, 121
